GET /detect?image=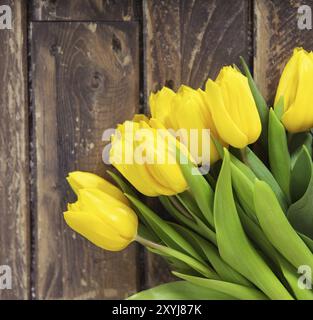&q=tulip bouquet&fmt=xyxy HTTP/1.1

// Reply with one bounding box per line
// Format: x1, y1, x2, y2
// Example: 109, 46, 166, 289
64, 48, 313, 300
